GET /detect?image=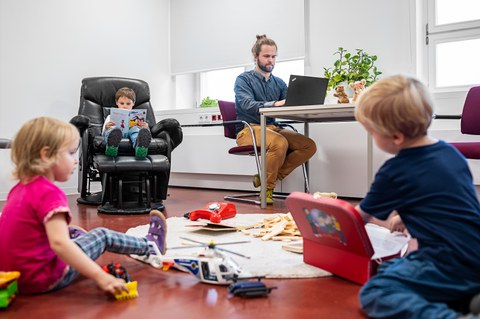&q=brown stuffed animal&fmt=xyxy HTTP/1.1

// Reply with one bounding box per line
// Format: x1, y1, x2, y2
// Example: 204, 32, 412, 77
349, 79, 366, 102
333, 85, 350, 104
